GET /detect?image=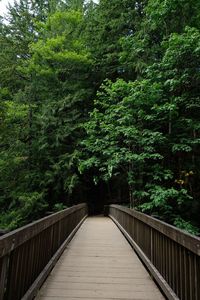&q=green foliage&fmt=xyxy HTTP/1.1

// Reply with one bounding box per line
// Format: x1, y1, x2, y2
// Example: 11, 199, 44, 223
84, 0, 146, 80
27, 8, 93, 202
80, 78, 166, 207
0, 192, 47, 230
138, 185, 192, 215
53, 203, 67, 212
173, 217, 199, 235
0, 1, 92, 229
0, 0, 200, 235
